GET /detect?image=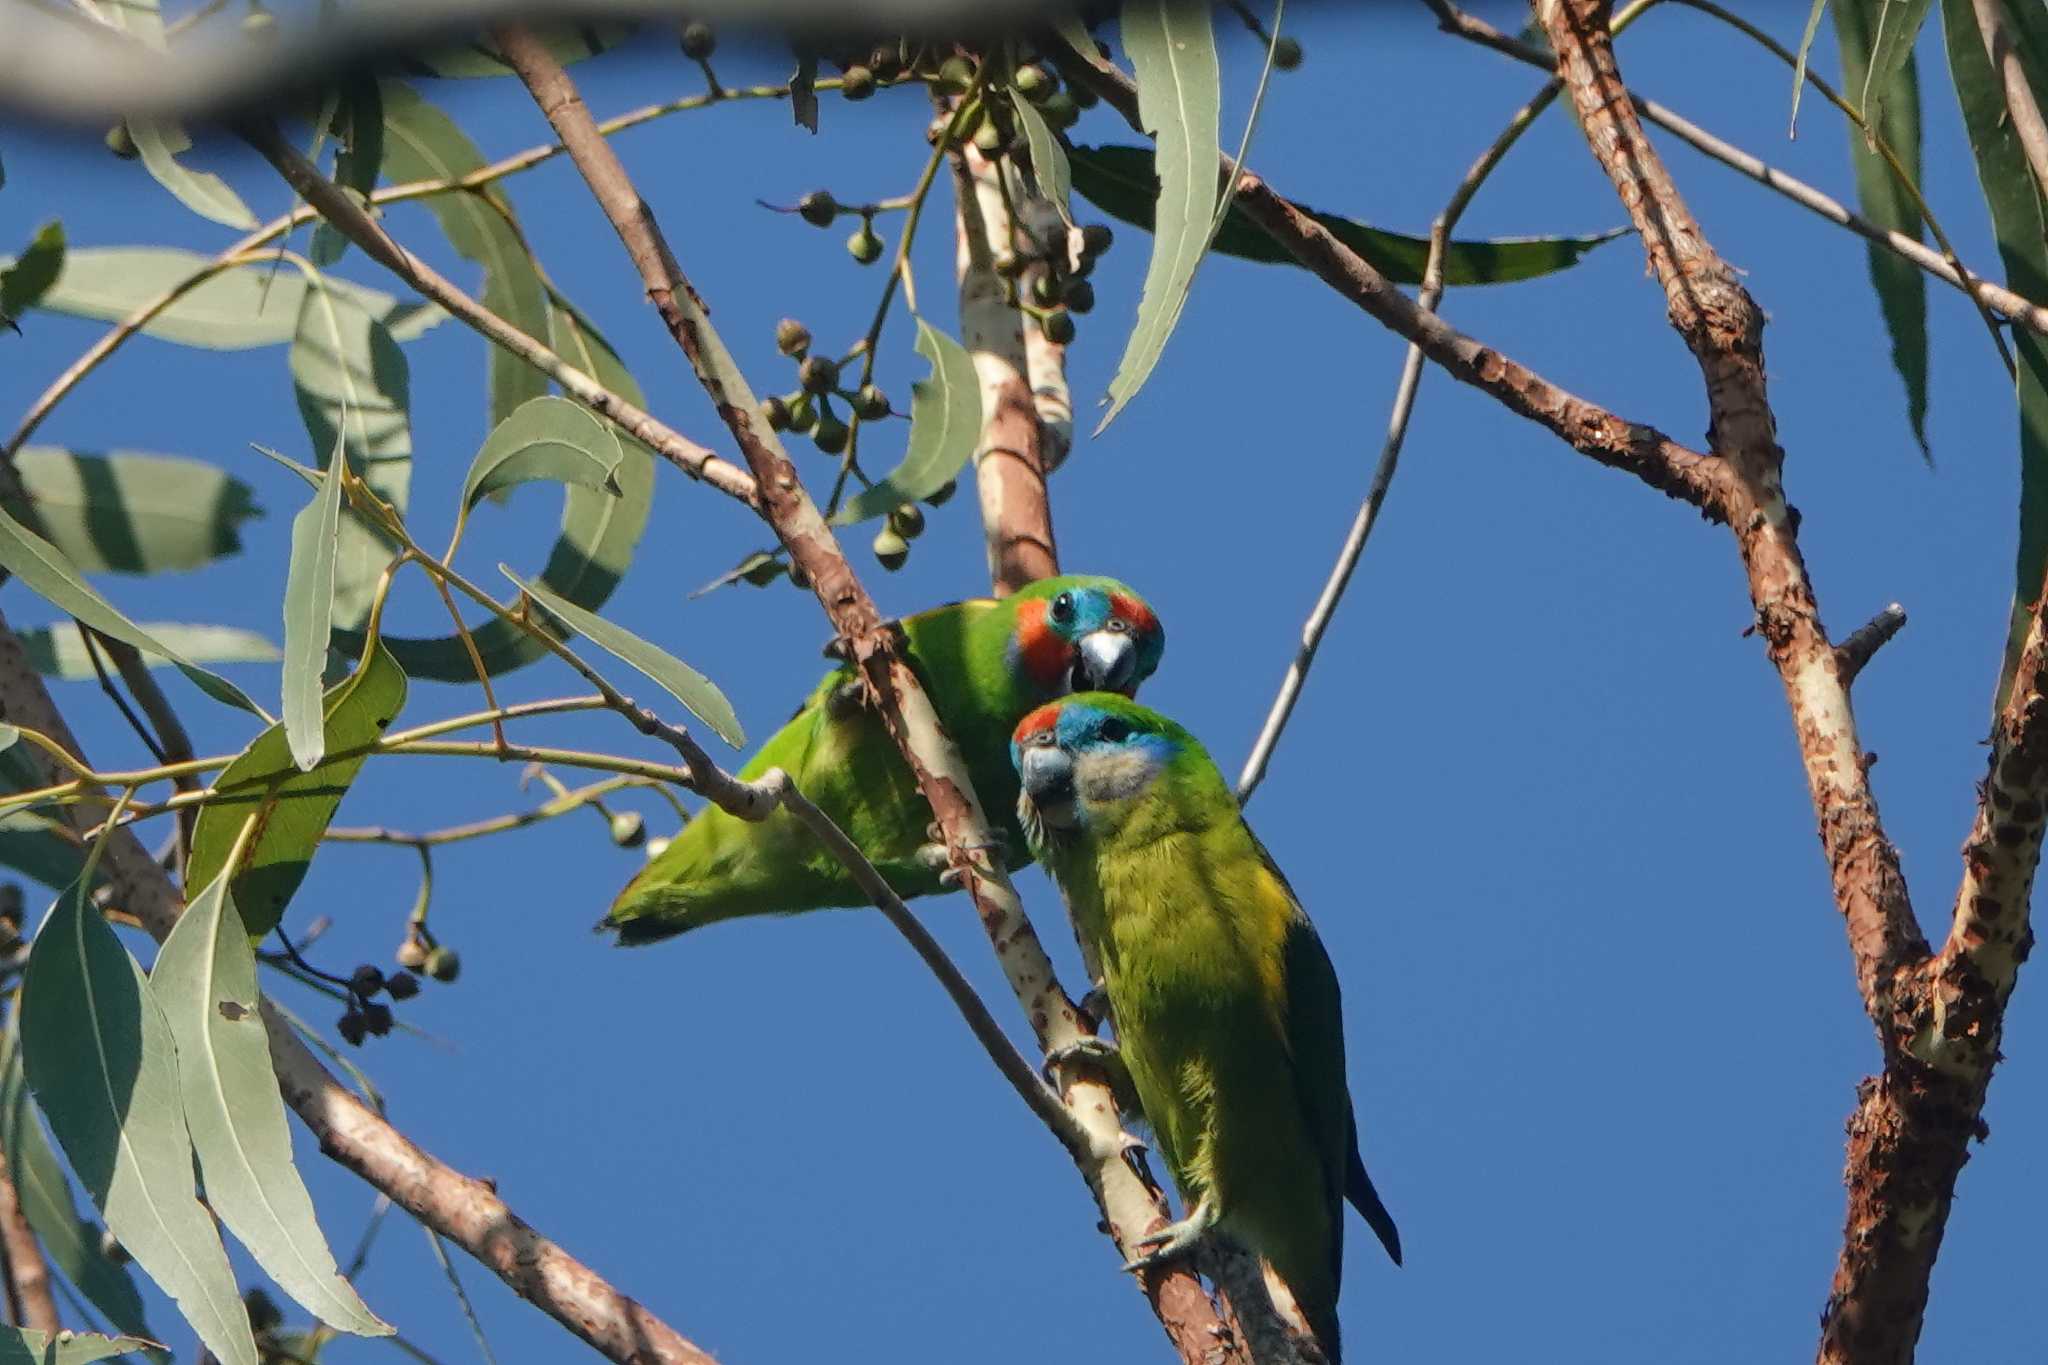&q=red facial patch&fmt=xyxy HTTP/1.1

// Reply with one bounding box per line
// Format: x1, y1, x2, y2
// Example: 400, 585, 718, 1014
1013, 701, 1063, 745
1013, 598, 1074, 690
1109, 591, 1157, 640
